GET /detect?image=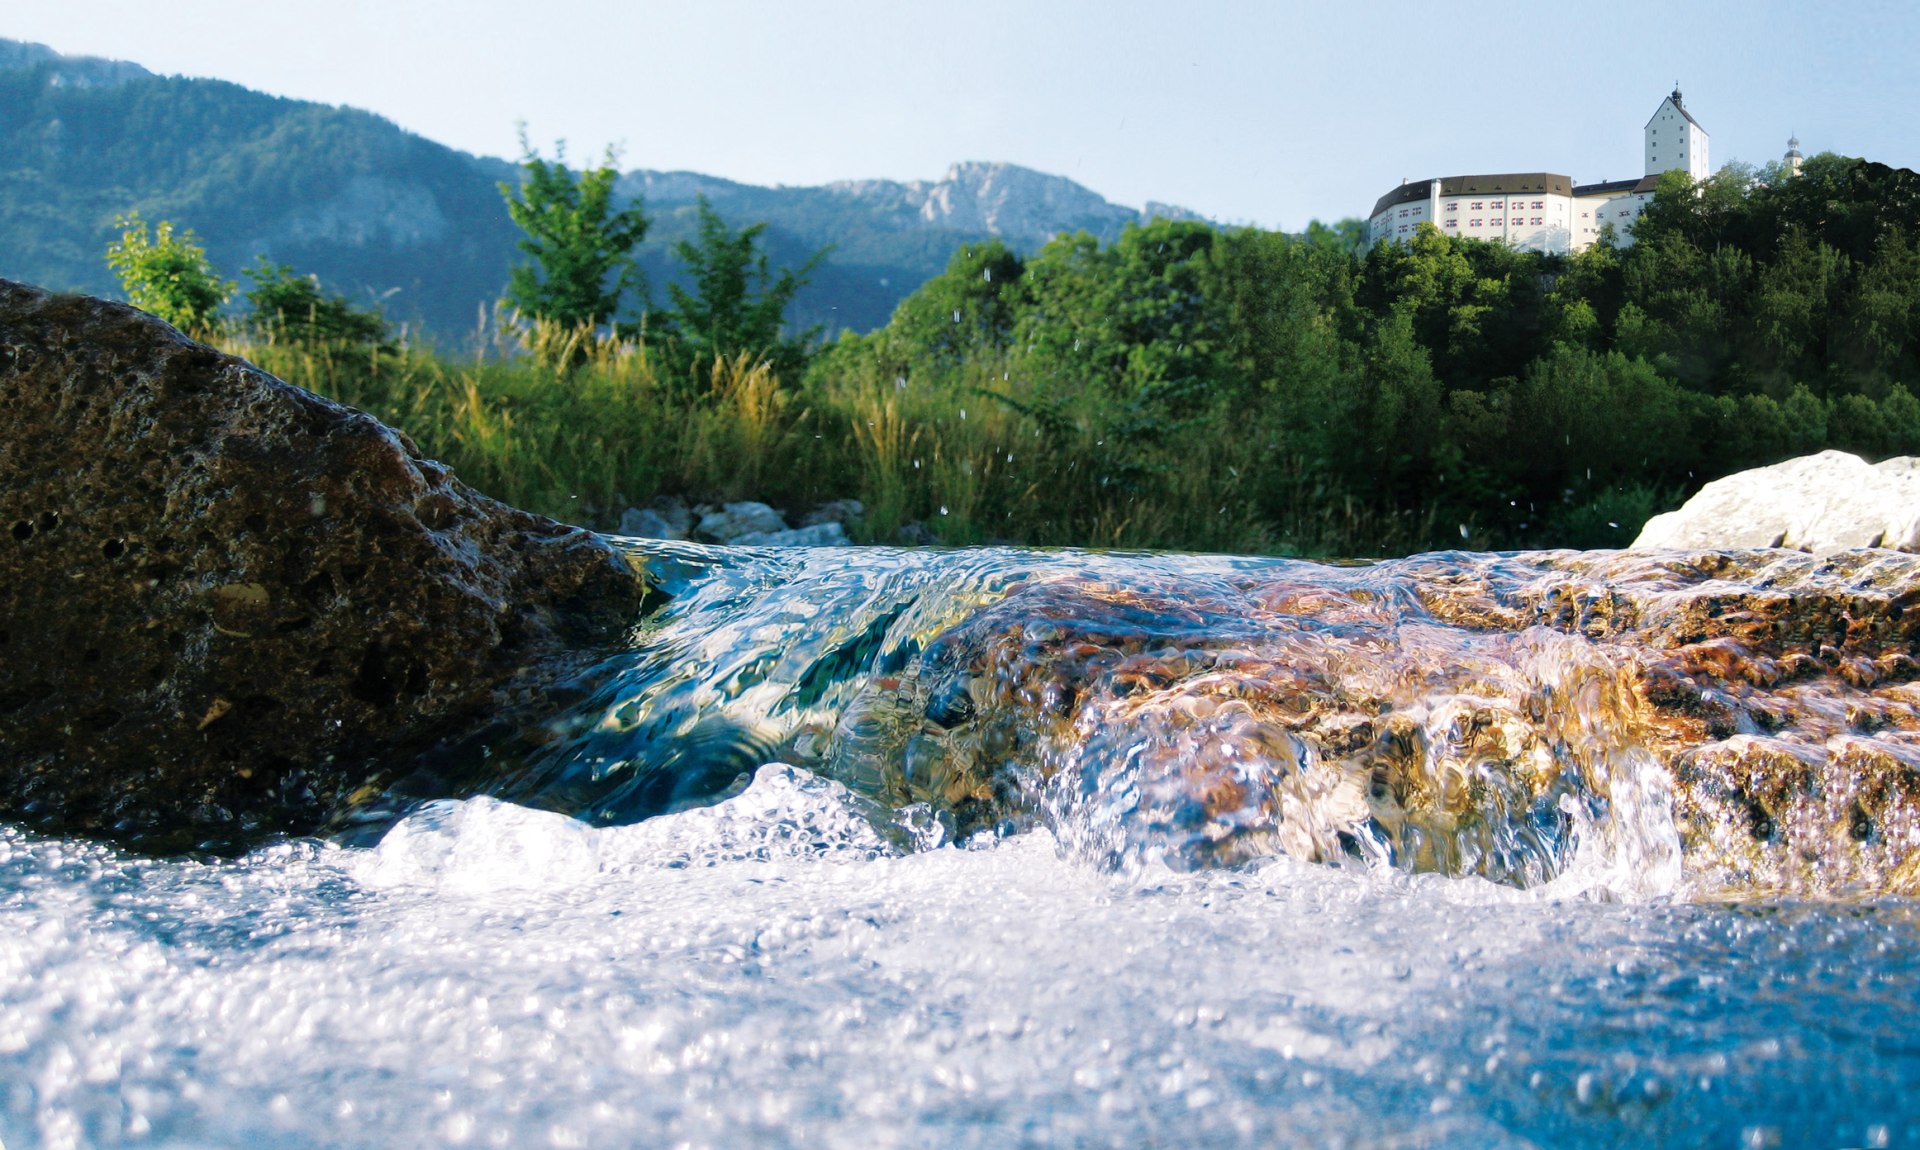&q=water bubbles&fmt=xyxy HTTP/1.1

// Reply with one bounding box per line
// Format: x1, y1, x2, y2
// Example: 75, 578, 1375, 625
4, 541, 1895, 1141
